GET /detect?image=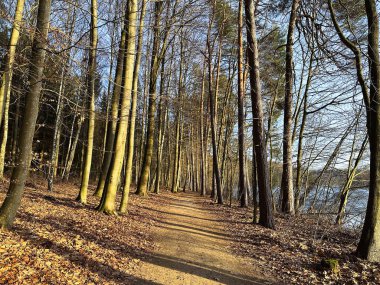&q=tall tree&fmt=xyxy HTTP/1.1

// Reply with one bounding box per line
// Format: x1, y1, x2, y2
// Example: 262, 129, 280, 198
207, 1, 223, 204
237, 0, 247, 207
119, 0, 147, 213
244, 0, 275, 229
280, 0, 299, 214
94, 17, 126, 198
199, 60, 207, 197
0, 0, 52, 228
171, 33, 185, 194
356, 0, 380, 262
0, 0, 26, 178
77, 0, 98, 204
97, 0, 137, 215
136, 0, 164, 196
328, 0, 380, 261
0, 0, 25, 129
